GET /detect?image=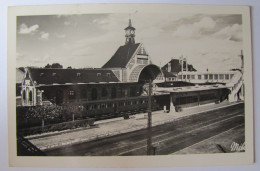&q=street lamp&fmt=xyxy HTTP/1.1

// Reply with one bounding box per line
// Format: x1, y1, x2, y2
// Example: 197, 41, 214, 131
147, 79, 152, 155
